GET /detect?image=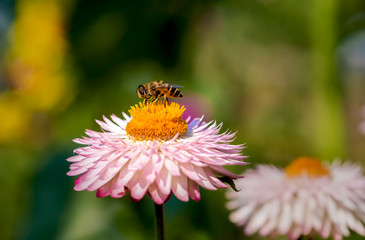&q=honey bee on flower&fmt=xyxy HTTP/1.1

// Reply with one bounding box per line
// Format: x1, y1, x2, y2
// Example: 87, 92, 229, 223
136, 80, 183, 105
